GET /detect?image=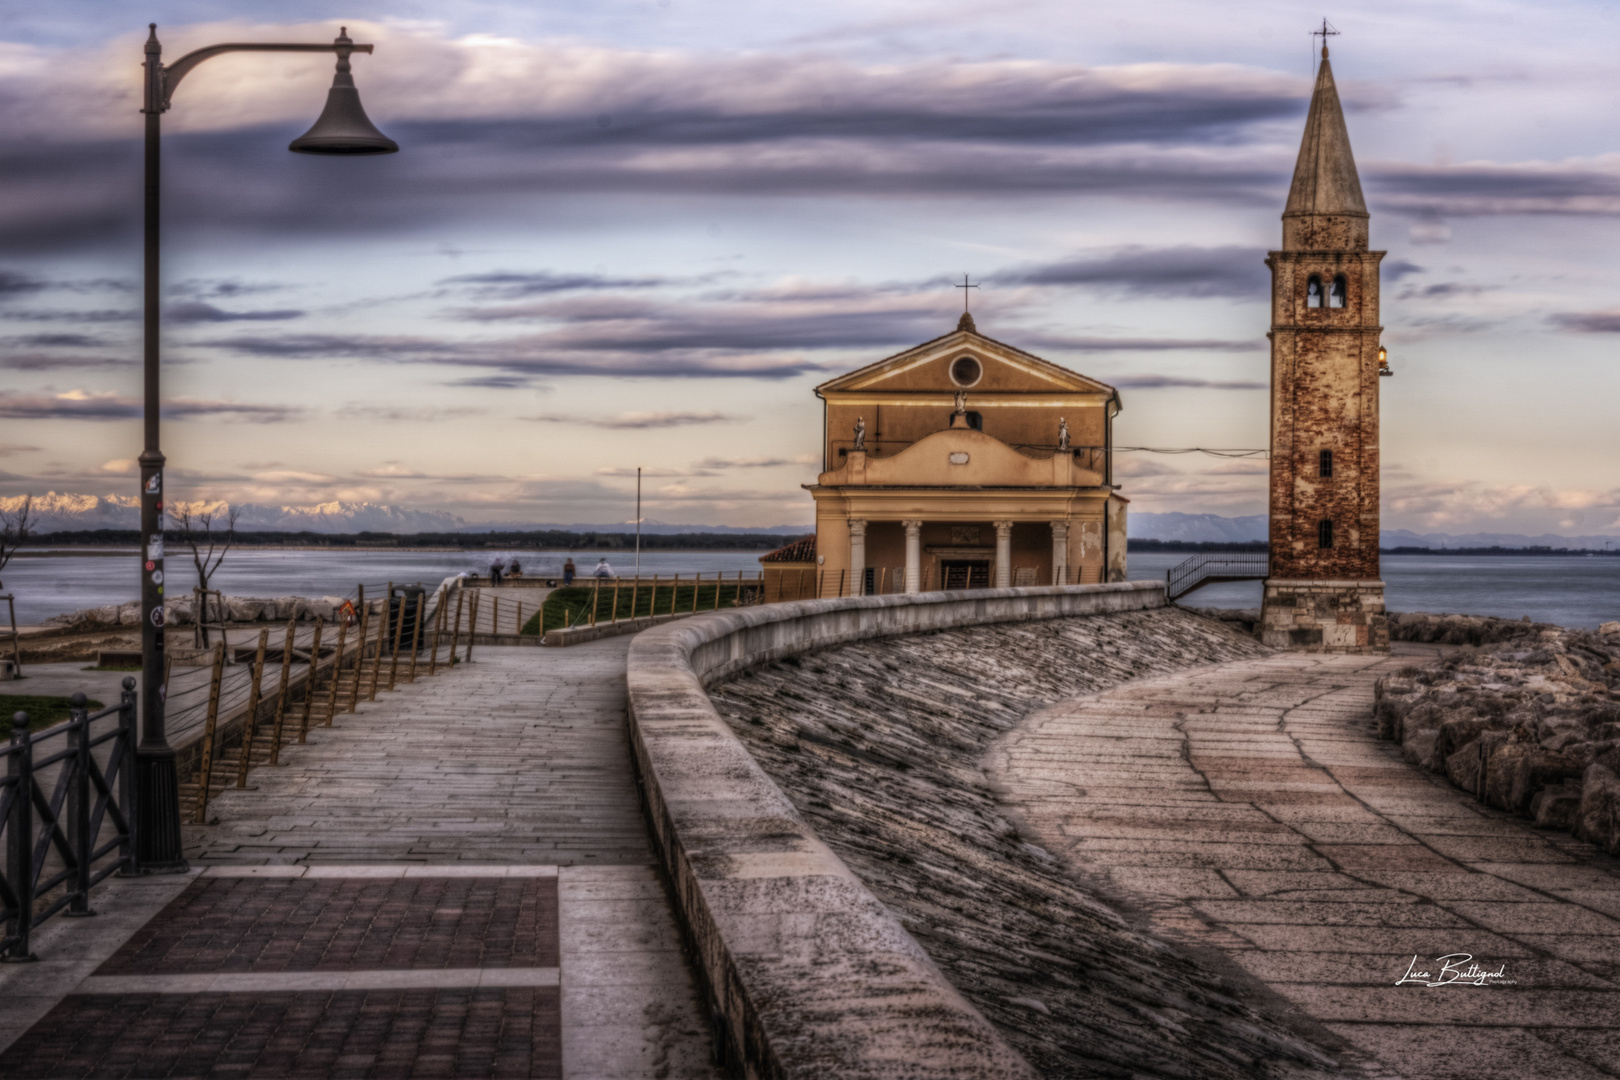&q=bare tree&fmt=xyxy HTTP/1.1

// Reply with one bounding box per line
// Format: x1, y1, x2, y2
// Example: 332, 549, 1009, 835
0, 494, 32, 591
171, 504, 240, 647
